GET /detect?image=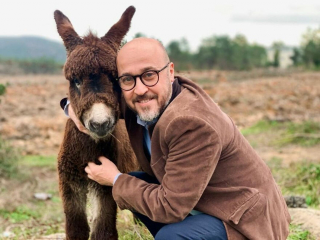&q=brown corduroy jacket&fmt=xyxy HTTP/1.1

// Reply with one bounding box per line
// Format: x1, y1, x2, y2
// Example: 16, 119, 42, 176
113, 76, 291, 239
